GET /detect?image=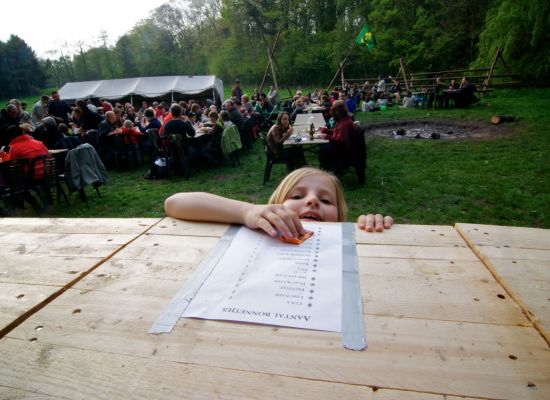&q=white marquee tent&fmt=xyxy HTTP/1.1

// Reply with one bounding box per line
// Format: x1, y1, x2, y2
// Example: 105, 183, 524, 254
58, 75, 224, 105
